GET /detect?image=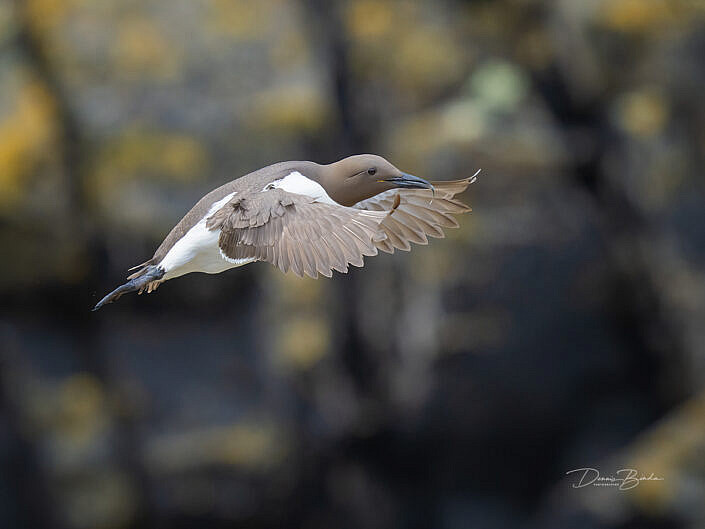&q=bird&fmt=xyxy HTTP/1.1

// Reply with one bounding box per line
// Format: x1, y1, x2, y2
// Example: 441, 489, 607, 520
93, 154, 477, 310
